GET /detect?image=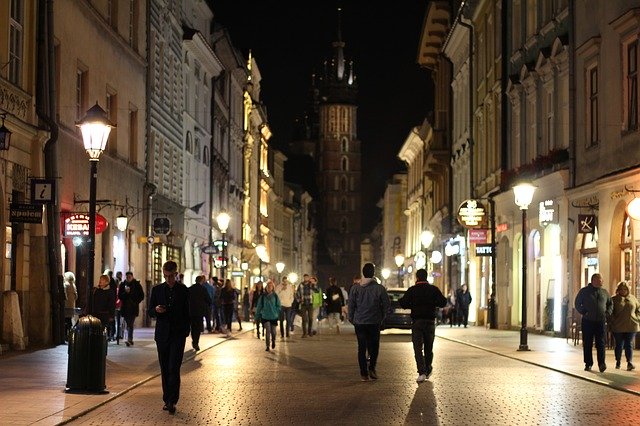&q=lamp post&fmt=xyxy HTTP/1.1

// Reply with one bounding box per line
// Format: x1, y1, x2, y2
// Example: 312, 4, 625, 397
381, 268, 391, 286
276, 261, 285, 283
77, 103, 114, 315
513, 182, 536, 351
420, 230, 434, 275
216, 211, 230, 281
394, 253, 405, 287
255, 243, 267, 281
